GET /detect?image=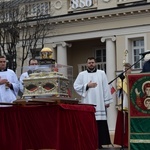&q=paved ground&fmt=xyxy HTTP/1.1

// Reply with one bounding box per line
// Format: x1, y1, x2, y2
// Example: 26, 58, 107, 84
99, 145, 128, 150
99, 148, 128, 150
